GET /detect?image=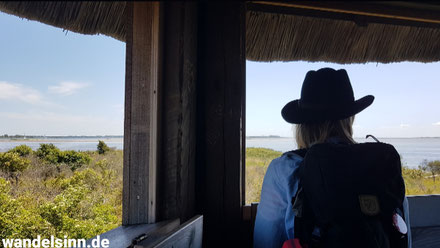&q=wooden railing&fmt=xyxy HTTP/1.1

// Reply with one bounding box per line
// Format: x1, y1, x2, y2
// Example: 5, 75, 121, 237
85, 215, 203, 248
244, 195, 440, 248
